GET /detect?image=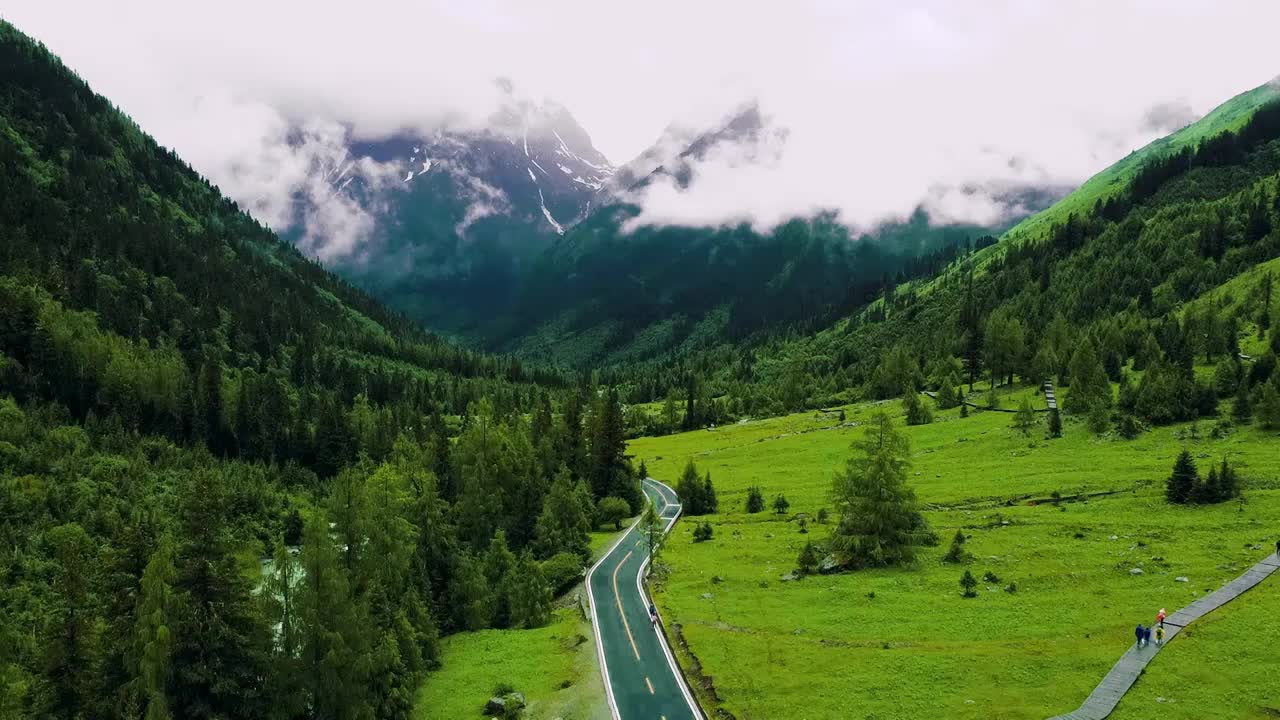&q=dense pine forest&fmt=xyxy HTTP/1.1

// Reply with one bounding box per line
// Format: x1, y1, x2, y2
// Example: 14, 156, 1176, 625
4, 11, 1280, 720
0, 21, 644, 719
